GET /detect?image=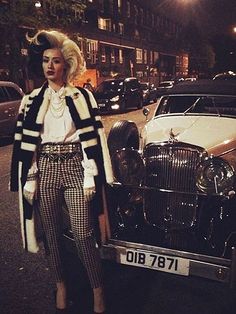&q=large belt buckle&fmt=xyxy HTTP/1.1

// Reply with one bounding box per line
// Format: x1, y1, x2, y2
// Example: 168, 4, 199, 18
50, 145, 58, 153
61, 145, 67, 153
